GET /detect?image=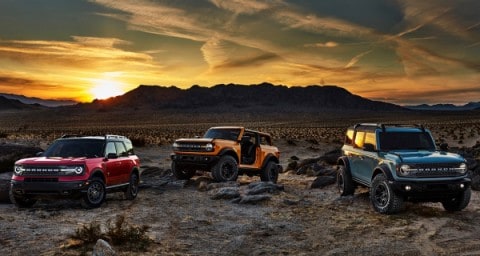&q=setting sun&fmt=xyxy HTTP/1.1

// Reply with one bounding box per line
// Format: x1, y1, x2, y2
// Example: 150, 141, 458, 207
90, 79, 124, 100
